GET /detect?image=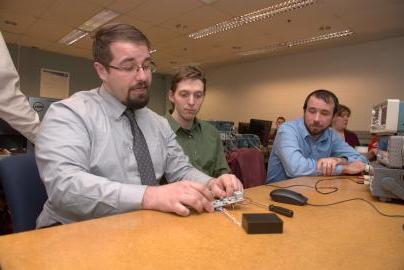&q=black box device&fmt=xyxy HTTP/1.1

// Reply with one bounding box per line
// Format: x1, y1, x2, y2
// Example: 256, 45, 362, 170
242, 213, 283, 234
